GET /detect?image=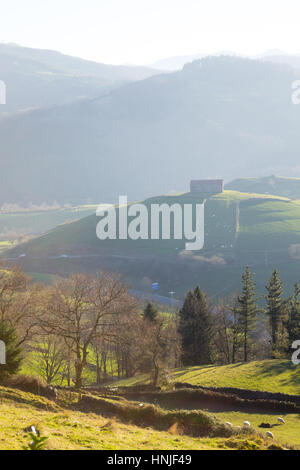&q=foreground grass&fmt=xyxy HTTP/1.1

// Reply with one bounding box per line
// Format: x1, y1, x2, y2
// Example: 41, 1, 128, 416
113, 360, 300, 395
0, 386, 209, 450
0, 385, 279, 450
